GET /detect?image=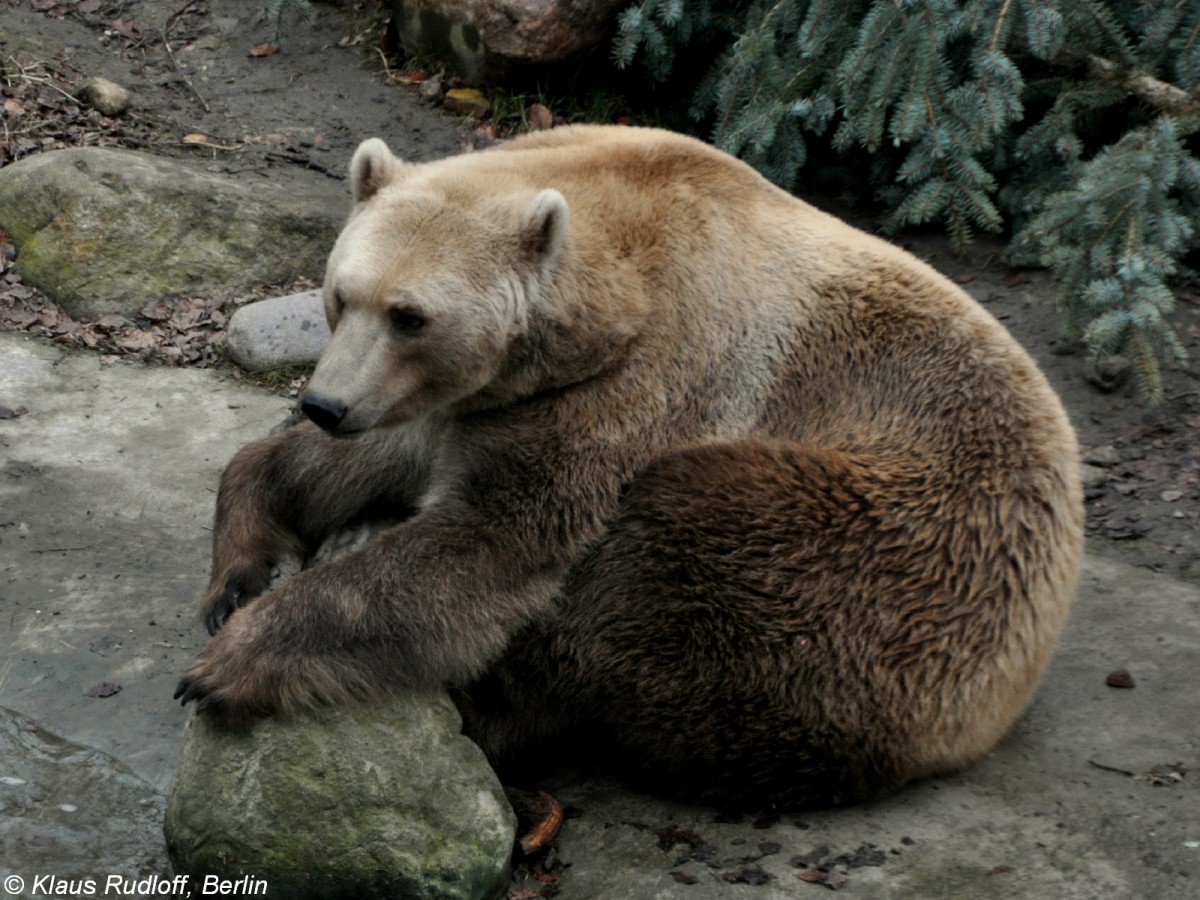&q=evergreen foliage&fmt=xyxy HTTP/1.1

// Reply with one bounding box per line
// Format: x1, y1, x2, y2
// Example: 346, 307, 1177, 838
615, 0, 1200, 402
